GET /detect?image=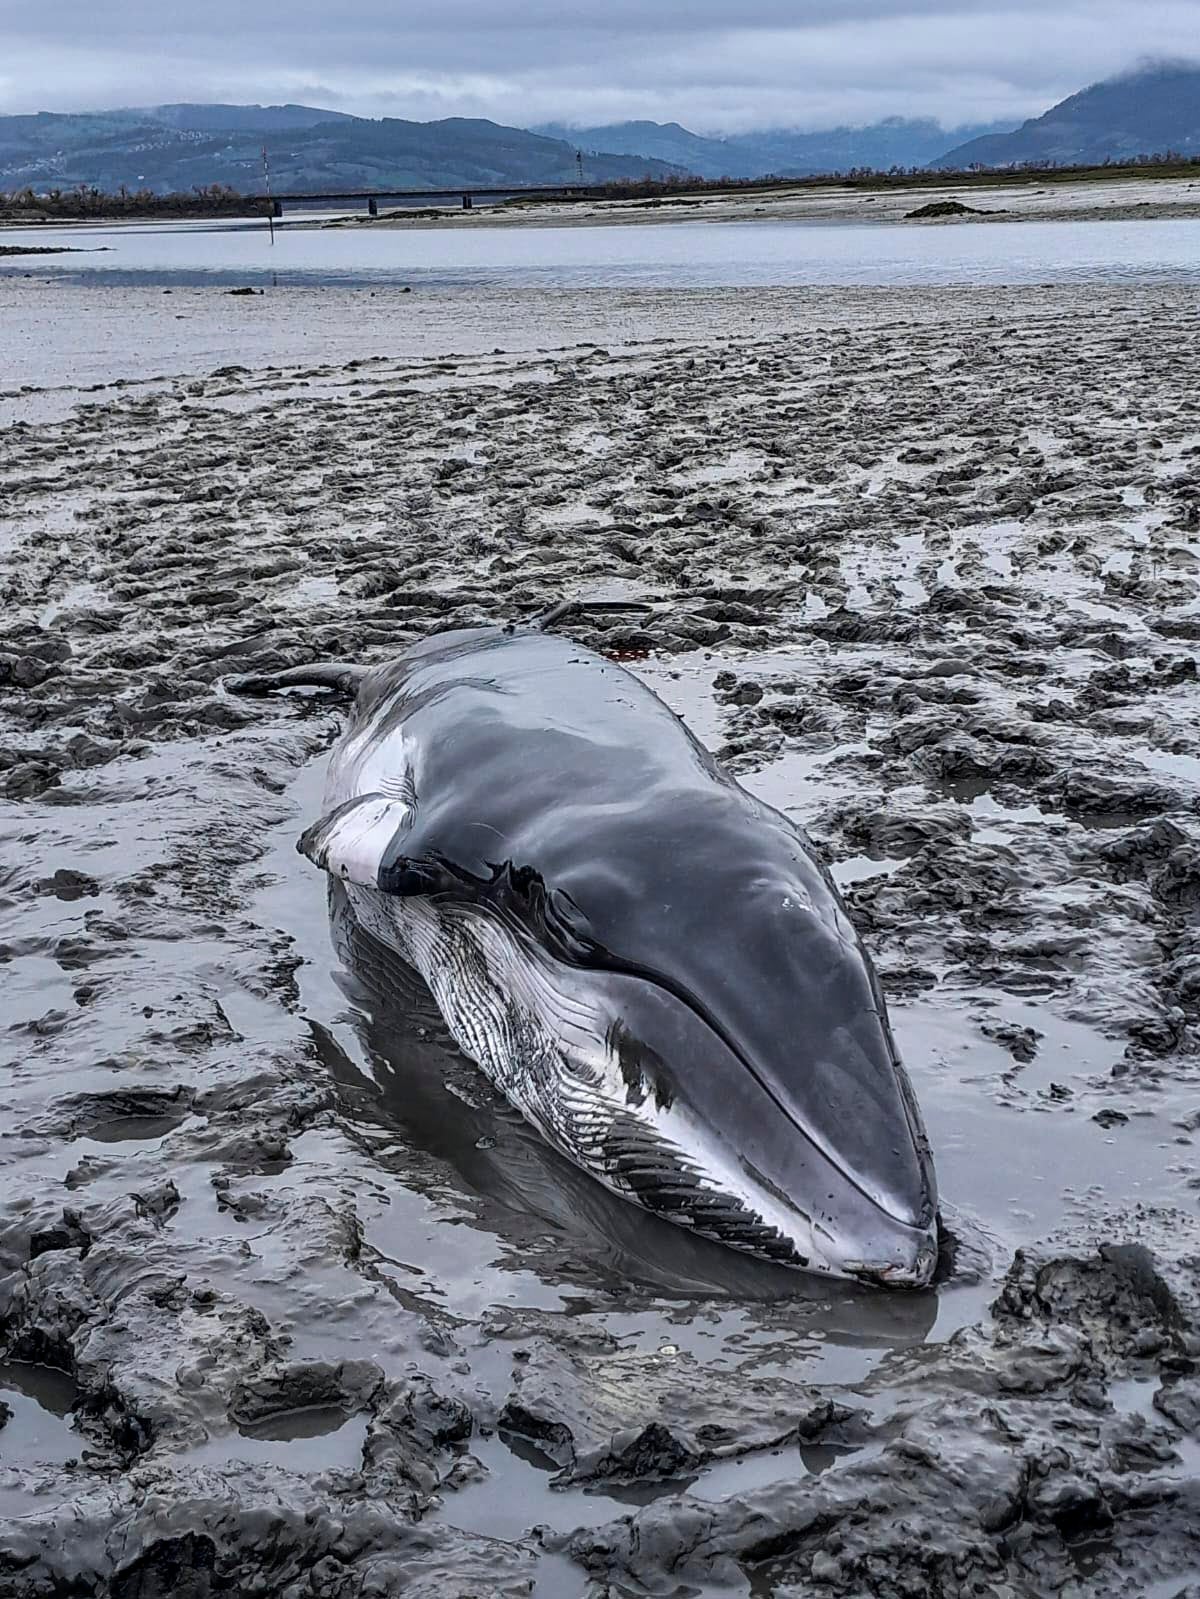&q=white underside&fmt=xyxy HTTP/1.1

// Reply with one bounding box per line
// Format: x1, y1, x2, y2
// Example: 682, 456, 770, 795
305, 795, 411, 882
